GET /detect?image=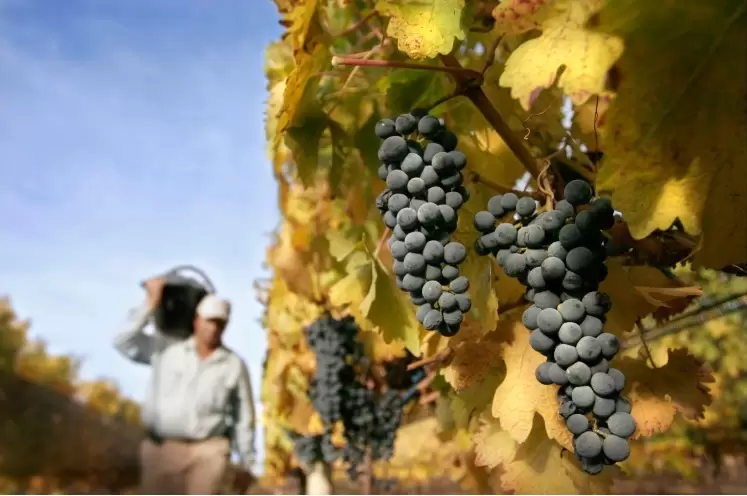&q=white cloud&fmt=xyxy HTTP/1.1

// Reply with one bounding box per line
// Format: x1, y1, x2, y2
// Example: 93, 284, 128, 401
0, 1, 282, 469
